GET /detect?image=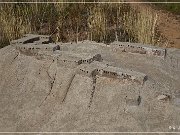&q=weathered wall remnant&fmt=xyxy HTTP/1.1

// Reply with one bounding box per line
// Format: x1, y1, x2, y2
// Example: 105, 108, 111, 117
77, 61, 147, 85
13, 34, 148, 85
11, 34, 40, 45
11, 34, 51, 45
110, 41, 166, 57
56, 52, 103, 68
15, 44, 60, 56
